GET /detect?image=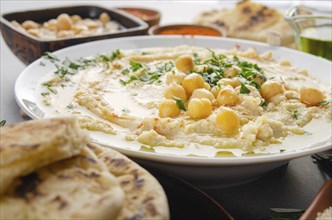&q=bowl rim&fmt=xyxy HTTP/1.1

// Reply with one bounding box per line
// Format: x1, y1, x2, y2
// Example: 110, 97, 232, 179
116, 6, 161, 21
0, 4, 148, 43
14, 35, 332, 166
148, 23, 224, 36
